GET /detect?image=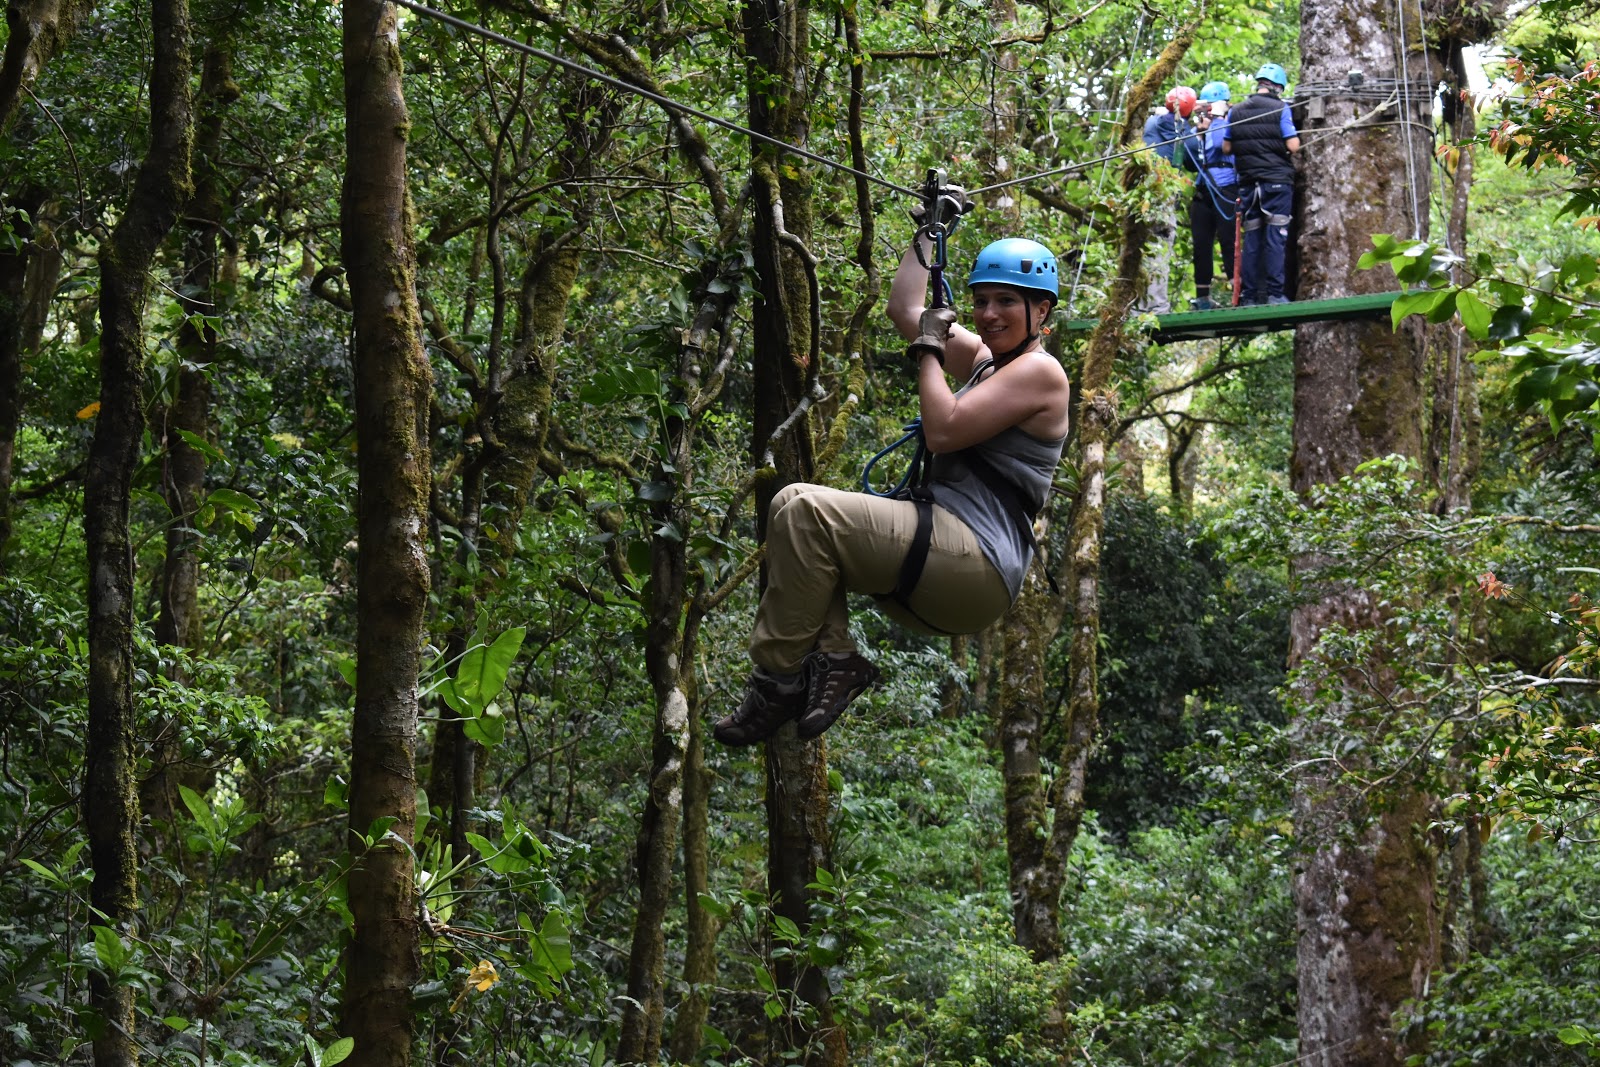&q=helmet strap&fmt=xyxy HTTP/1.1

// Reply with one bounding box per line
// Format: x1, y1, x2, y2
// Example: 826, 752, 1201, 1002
993, 294, 1045, 363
